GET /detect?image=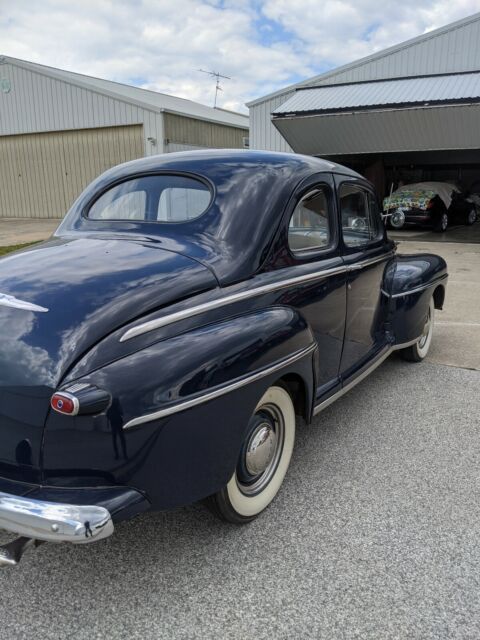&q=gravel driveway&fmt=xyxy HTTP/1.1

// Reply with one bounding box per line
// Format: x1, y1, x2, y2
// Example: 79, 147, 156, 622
1, 357, 479, 640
